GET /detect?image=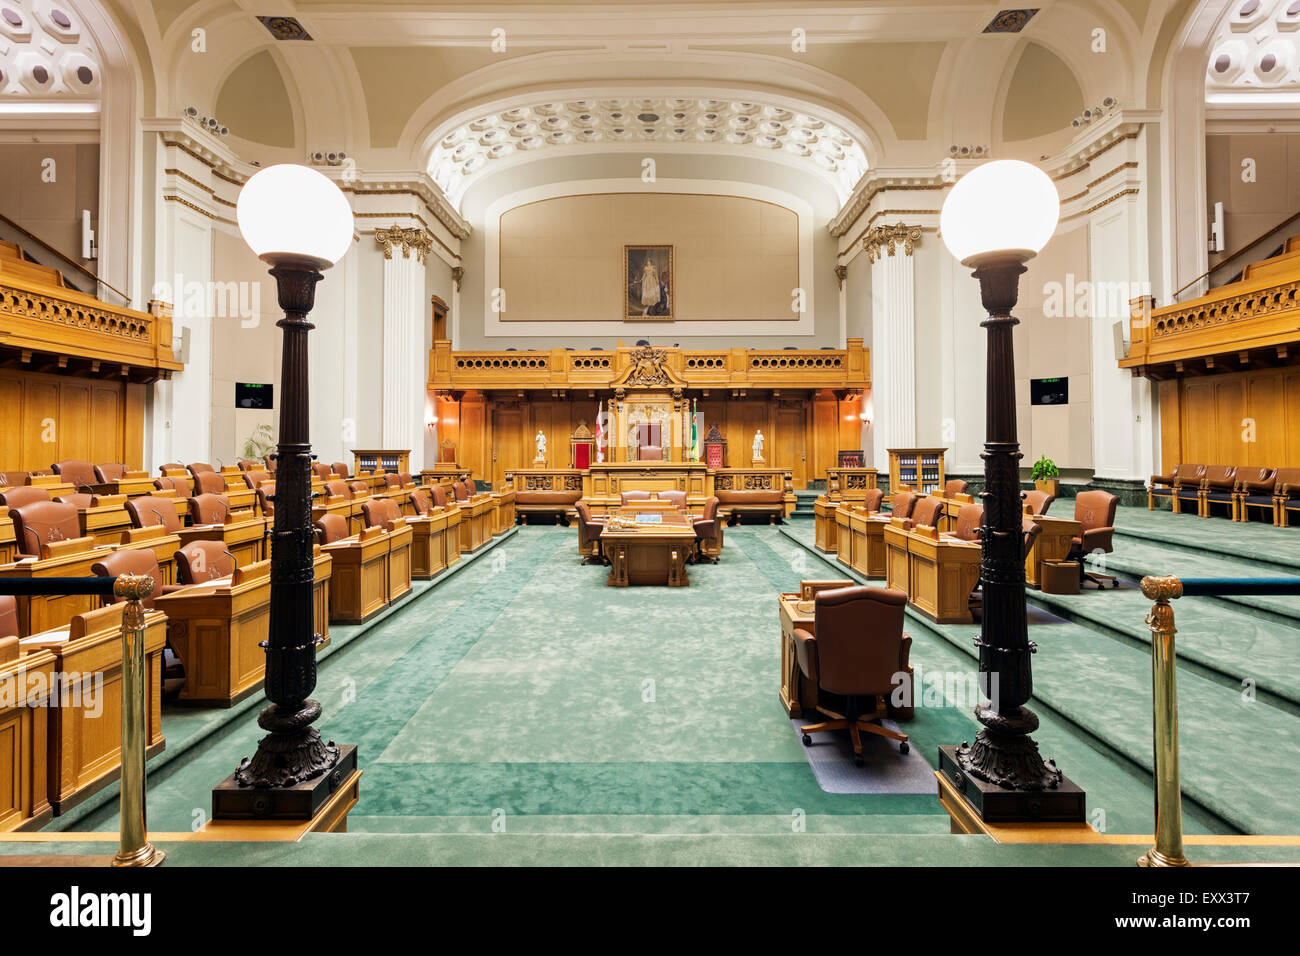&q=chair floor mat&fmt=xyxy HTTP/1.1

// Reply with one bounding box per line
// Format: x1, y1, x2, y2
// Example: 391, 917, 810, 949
791, 718, 938, 795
